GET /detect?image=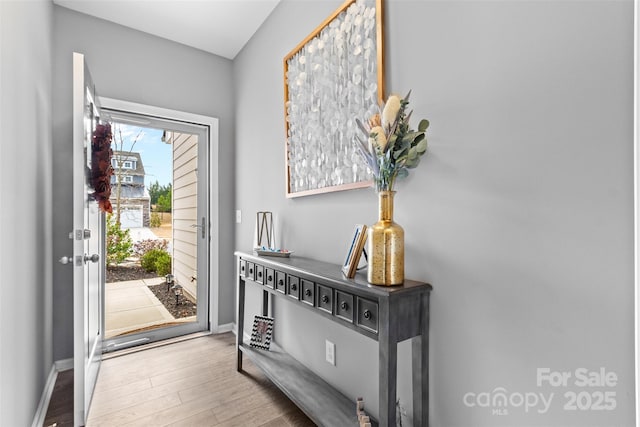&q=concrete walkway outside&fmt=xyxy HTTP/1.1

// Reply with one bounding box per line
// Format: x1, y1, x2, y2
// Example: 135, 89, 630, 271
105, 277, 175, 339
